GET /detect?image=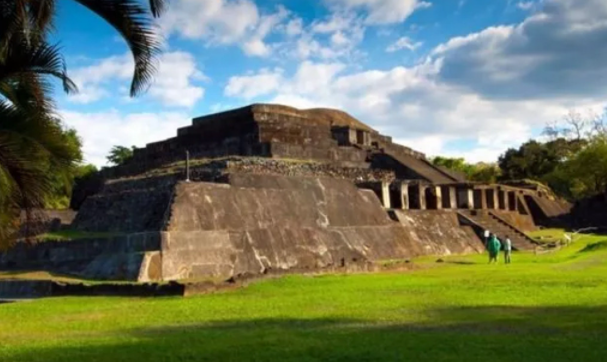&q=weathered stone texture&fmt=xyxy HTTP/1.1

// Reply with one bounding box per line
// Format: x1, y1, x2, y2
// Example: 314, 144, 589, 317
98, 104, 450, 183
492, 209, 537, 232
391, 210, 485, 255
159, 176, 482, 281
224, 158, 391, 181
17, 209, 76, 237
72, 176, 177, 232
0, 232, 161, 280
2, 174, 488, 281
168, 177, 392, 232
